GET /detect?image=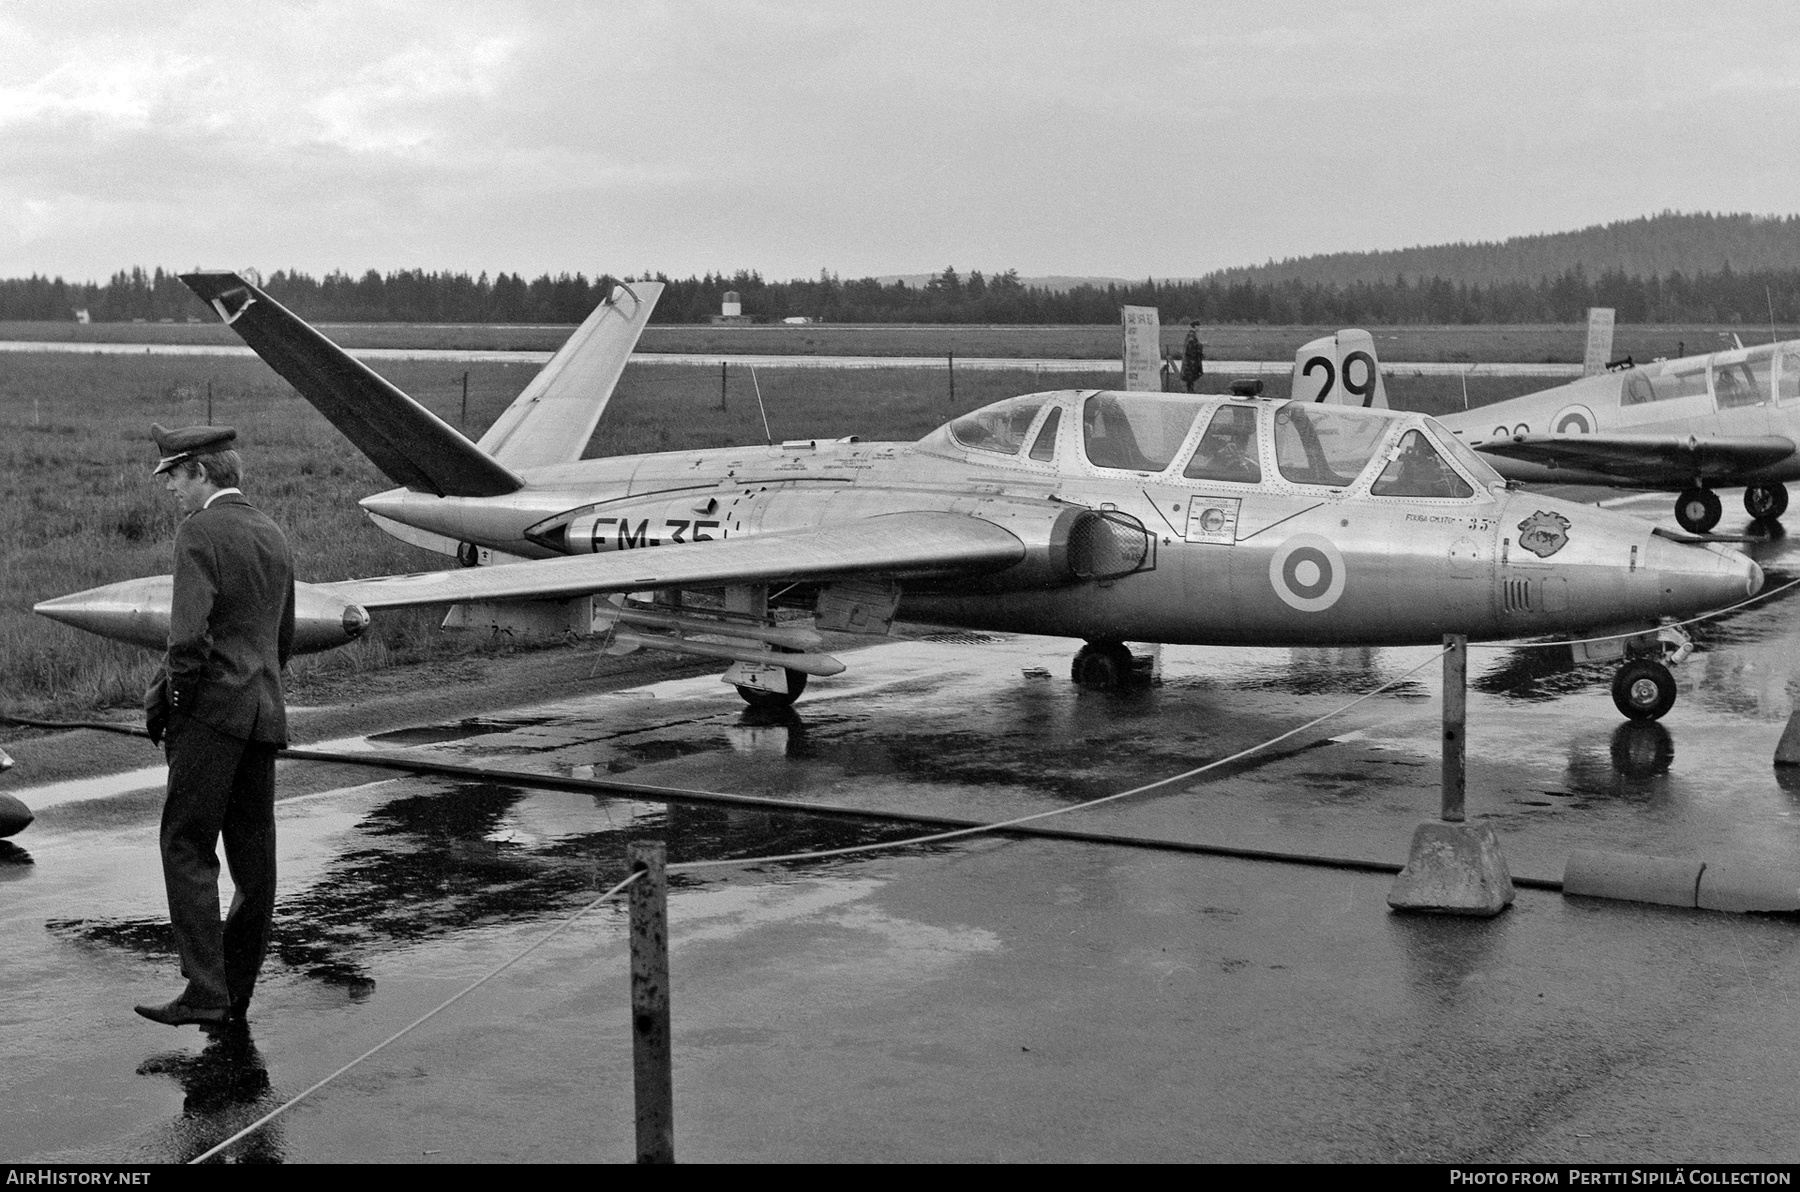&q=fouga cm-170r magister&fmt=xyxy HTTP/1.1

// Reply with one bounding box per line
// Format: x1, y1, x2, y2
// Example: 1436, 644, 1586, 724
35, 273, 1763, 722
